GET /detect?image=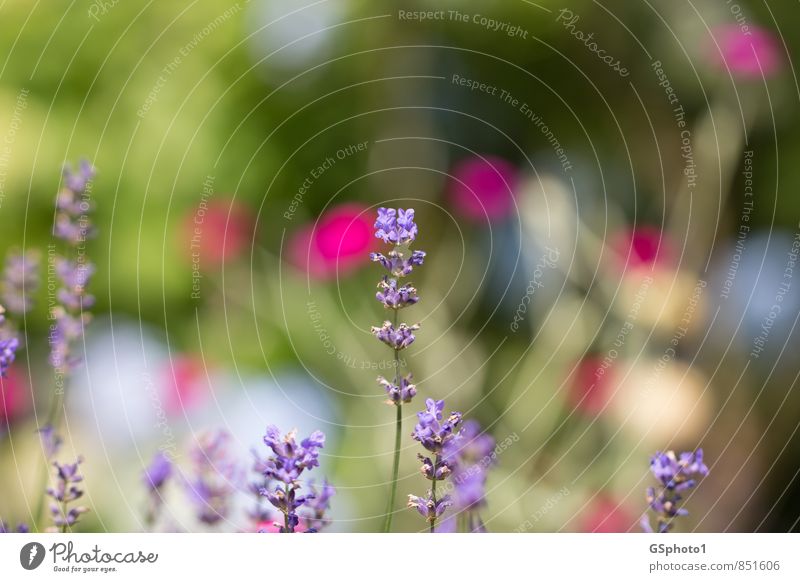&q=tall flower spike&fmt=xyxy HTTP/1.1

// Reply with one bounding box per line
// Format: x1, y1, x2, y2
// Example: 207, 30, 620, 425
305, 479, 336, 532
371, 208, 425, 533
259, 426, 328, 533
409, 399, 463, 532
641, 449, 708, 533
49, 159, 97, 377
142, 451, 172, 528
47, 457, 89, 532
185, 430, 241, 526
